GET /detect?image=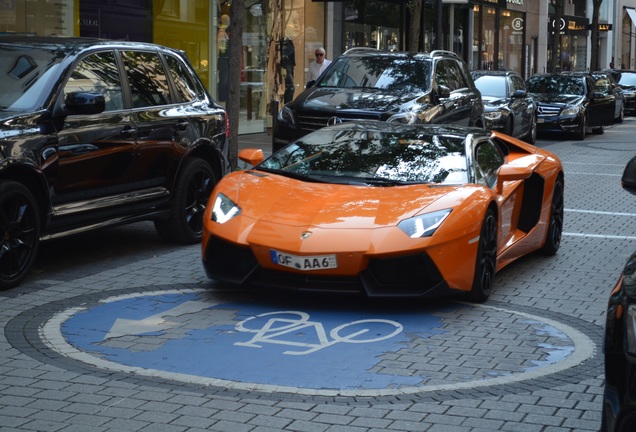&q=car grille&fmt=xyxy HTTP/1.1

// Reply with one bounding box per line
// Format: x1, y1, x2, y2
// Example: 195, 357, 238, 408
537, 105, 561, 116
297, 113, 382, 133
